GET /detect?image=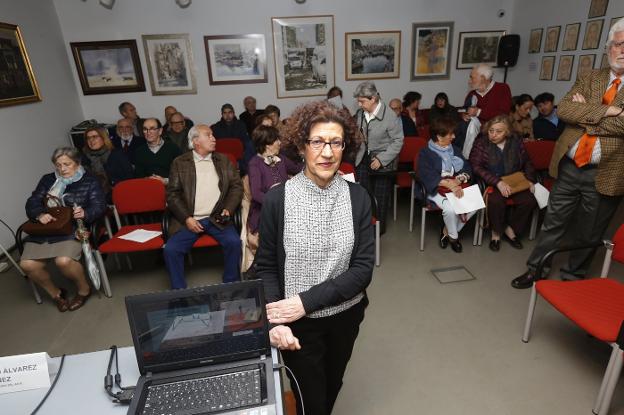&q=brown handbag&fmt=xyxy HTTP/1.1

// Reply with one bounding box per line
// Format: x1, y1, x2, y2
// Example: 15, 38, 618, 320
22, 195, 73, 236
501, 171, 531, 195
